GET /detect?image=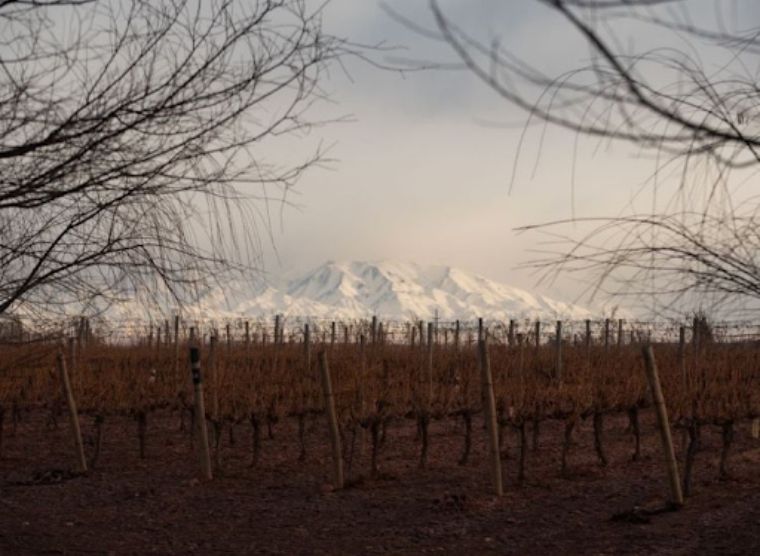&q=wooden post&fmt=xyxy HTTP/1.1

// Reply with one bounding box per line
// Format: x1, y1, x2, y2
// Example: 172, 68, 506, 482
427, 322, 434, 404
225, 323, 231, 350
678, 326, 686, 380
371, 316, 377, 345
245, 321, 250, 349
585, 319, 592, 354
454, 320, 460, 352
56, 351, 87, 473
555, 320, 563, 382
67, 336, 77, 383
753, 326, 759, 439
304, 323, 311, 371
617, 319, 624, 349
604, 318, 611, 351
478, 318, 484, 342
208, 336, 219, 428
173, 315, 180, 373
331, 321, 336, 347
190, 347, 213, 480
534, 321, 541, 350
642, 345, 683, 507
478, 338, 503, 496
274, 315, 281, 346
318, 352, 344, 489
